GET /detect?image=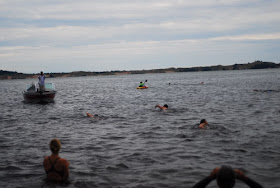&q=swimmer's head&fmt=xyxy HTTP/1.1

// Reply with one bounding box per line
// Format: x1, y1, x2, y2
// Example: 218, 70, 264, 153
163, 104, 168, 108
200, 119, 206, 124
216, 165, 235, 188
49, 138, 61, 154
